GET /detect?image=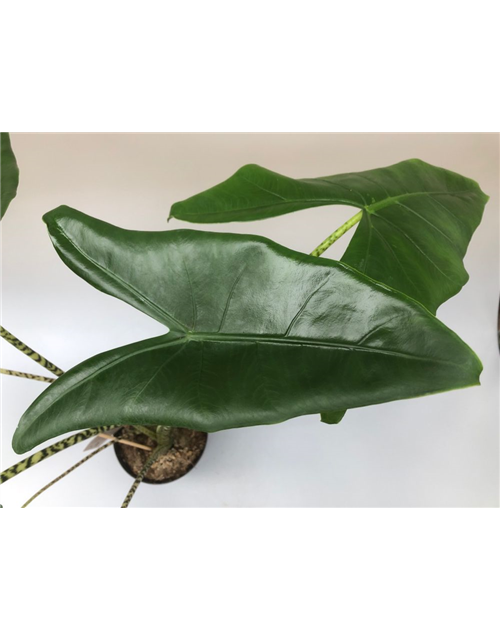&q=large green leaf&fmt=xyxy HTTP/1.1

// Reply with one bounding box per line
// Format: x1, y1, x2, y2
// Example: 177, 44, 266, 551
1, 133, 19, 219
169, 160, 488, 314
13, 206, 481, 453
